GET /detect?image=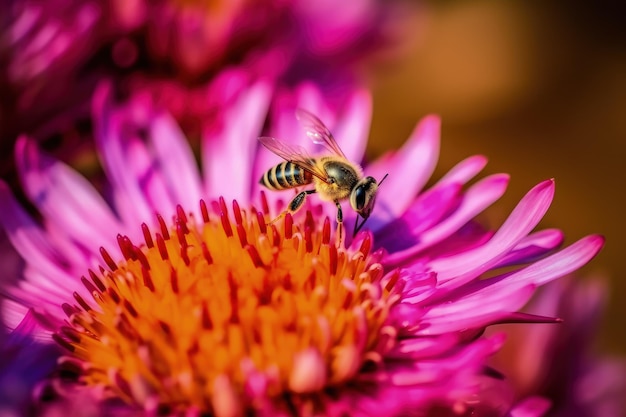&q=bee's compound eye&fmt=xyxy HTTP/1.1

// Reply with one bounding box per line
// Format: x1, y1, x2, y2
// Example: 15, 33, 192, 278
351, 177, 378, 215
353, 185, 367, 210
